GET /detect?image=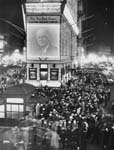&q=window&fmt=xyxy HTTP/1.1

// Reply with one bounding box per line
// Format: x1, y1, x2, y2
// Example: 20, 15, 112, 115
40, 64, 48, 80
6, 98, 24, 119
40, 64, 48, 68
